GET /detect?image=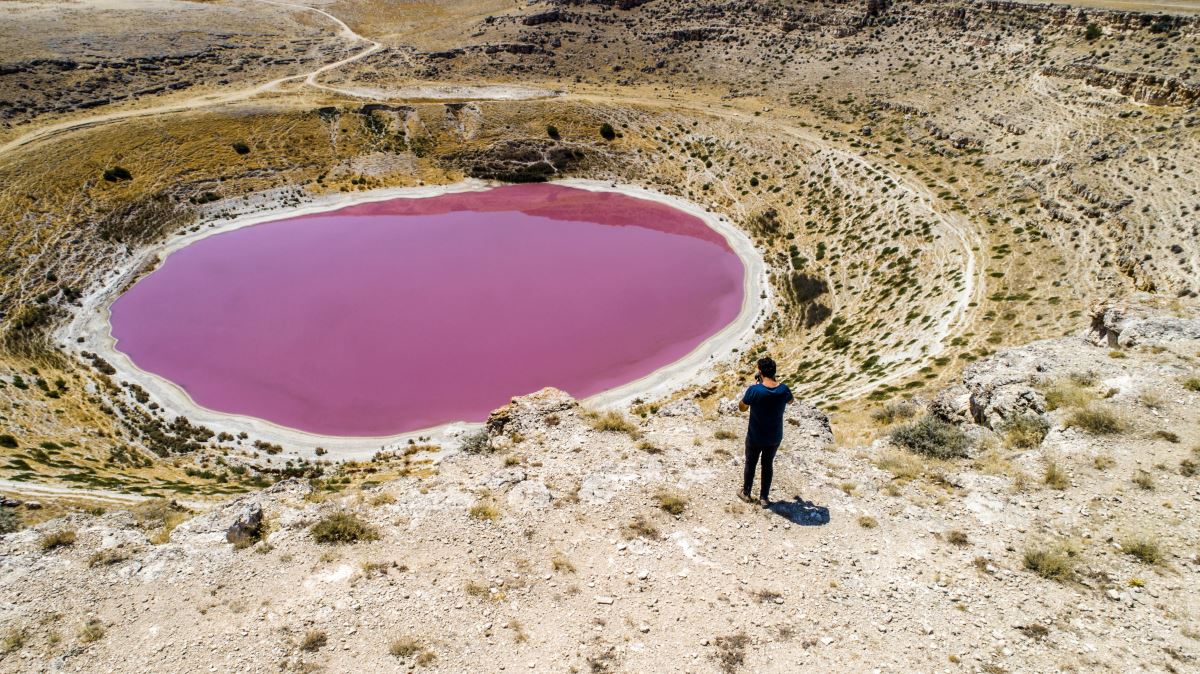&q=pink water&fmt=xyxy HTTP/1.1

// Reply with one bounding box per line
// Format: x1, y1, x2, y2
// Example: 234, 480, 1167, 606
109, 184, 744, 436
